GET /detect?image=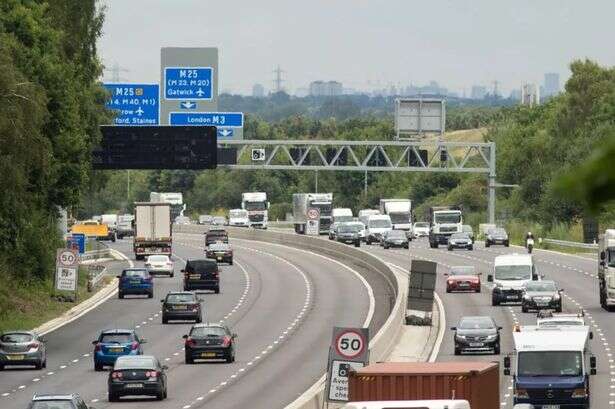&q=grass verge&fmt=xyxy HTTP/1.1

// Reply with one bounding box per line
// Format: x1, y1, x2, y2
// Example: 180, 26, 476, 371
0, 266, 110, 333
